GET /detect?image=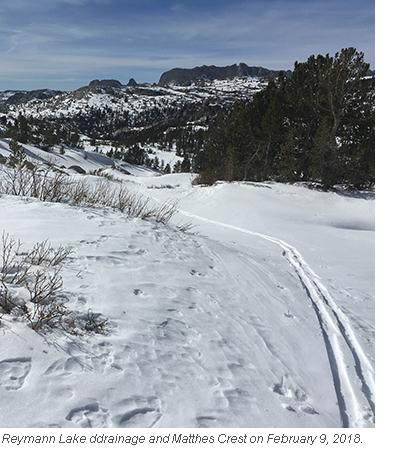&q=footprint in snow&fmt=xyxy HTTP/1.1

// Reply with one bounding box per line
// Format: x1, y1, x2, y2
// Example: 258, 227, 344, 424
299, 404, 319, 415
273, 374, 319, 415
44, 357, 84, 376
89, 341, 122, 373
196, 416, 219, 428
0, 358, 32, 390
114, 396, 163, 428
66, 402, 111, 428
190, 269, 204, 276
273, 374, 307, 401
